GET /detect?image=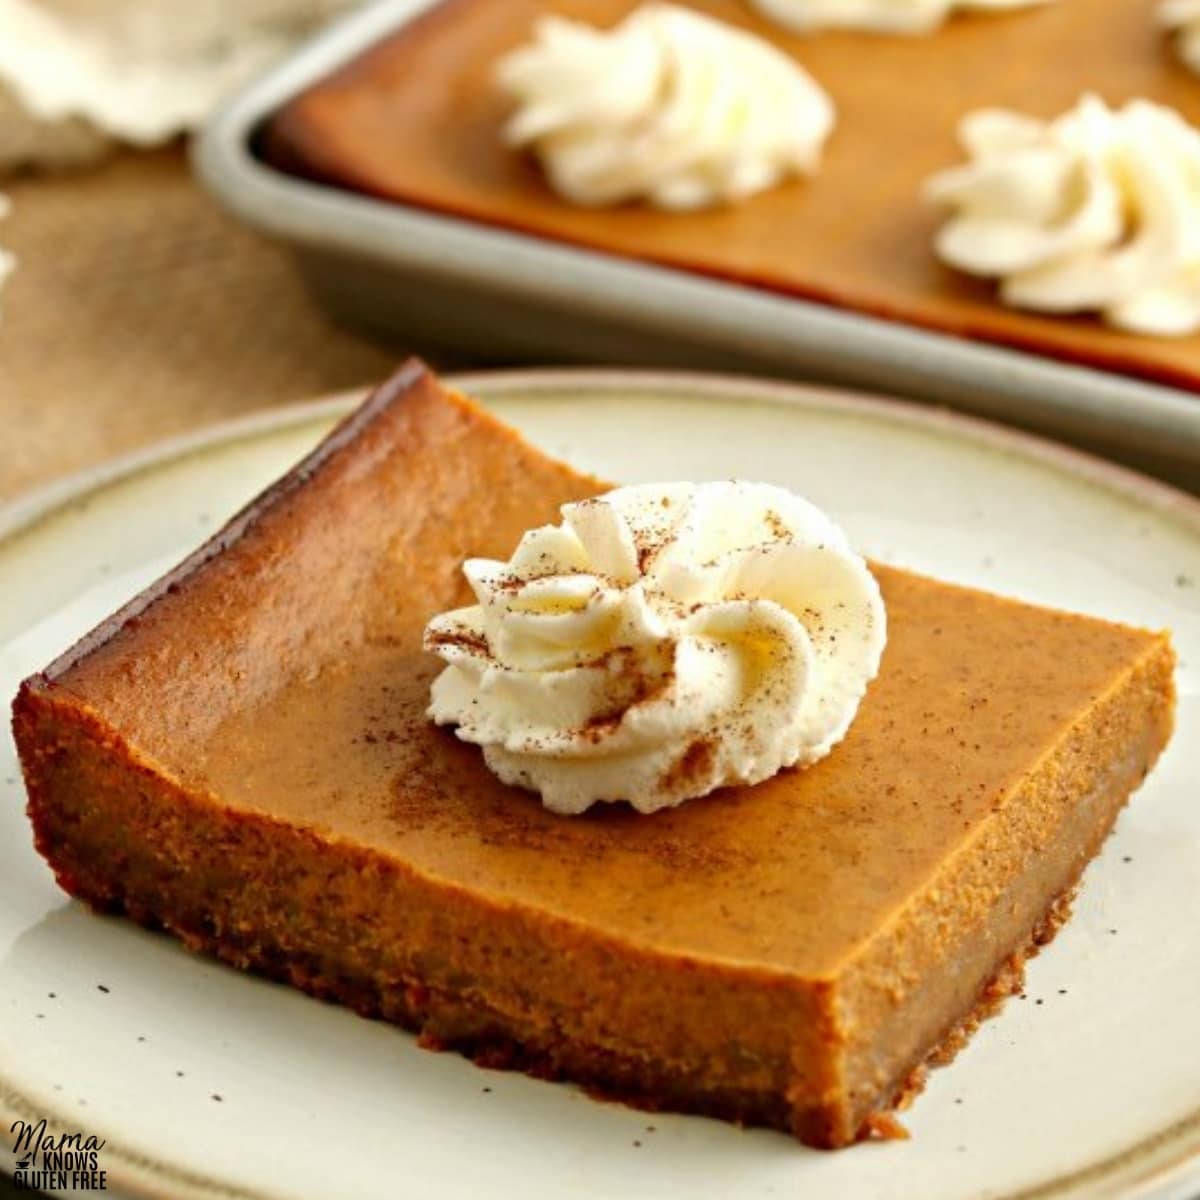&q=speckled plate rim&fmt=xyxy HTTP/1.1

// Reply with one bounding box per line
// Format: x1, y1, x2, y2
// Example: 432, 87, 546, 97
1, 366, 1198, 1200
